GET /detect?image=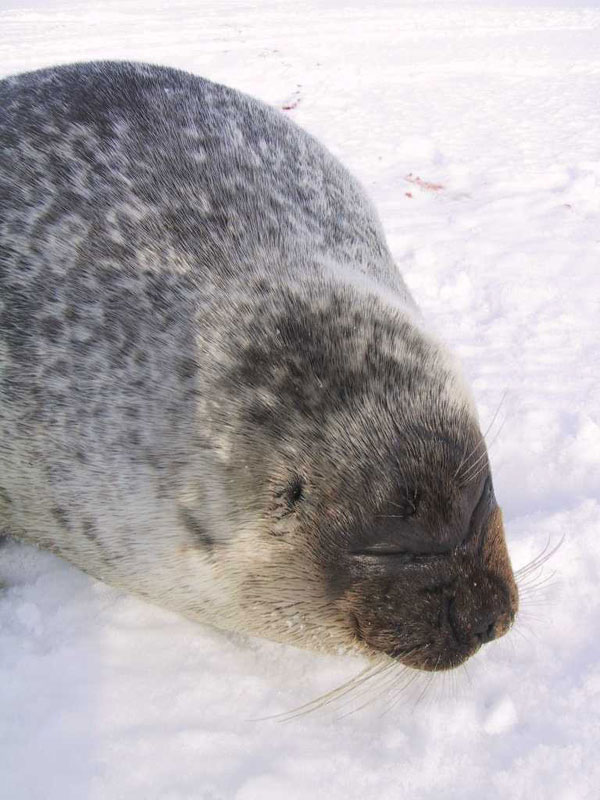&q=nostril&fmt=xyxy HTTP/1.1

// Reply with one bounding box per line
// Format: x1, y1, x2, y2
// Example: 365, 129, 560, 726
479, 620, 497, 644
473, 612, 499, 644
